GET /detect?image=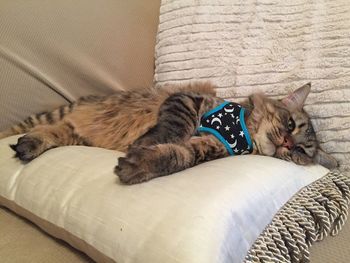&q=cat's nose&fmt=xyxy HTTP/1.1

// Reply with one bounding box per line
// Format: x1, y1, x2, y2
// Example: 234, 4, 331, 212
282, 136, 294, 150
